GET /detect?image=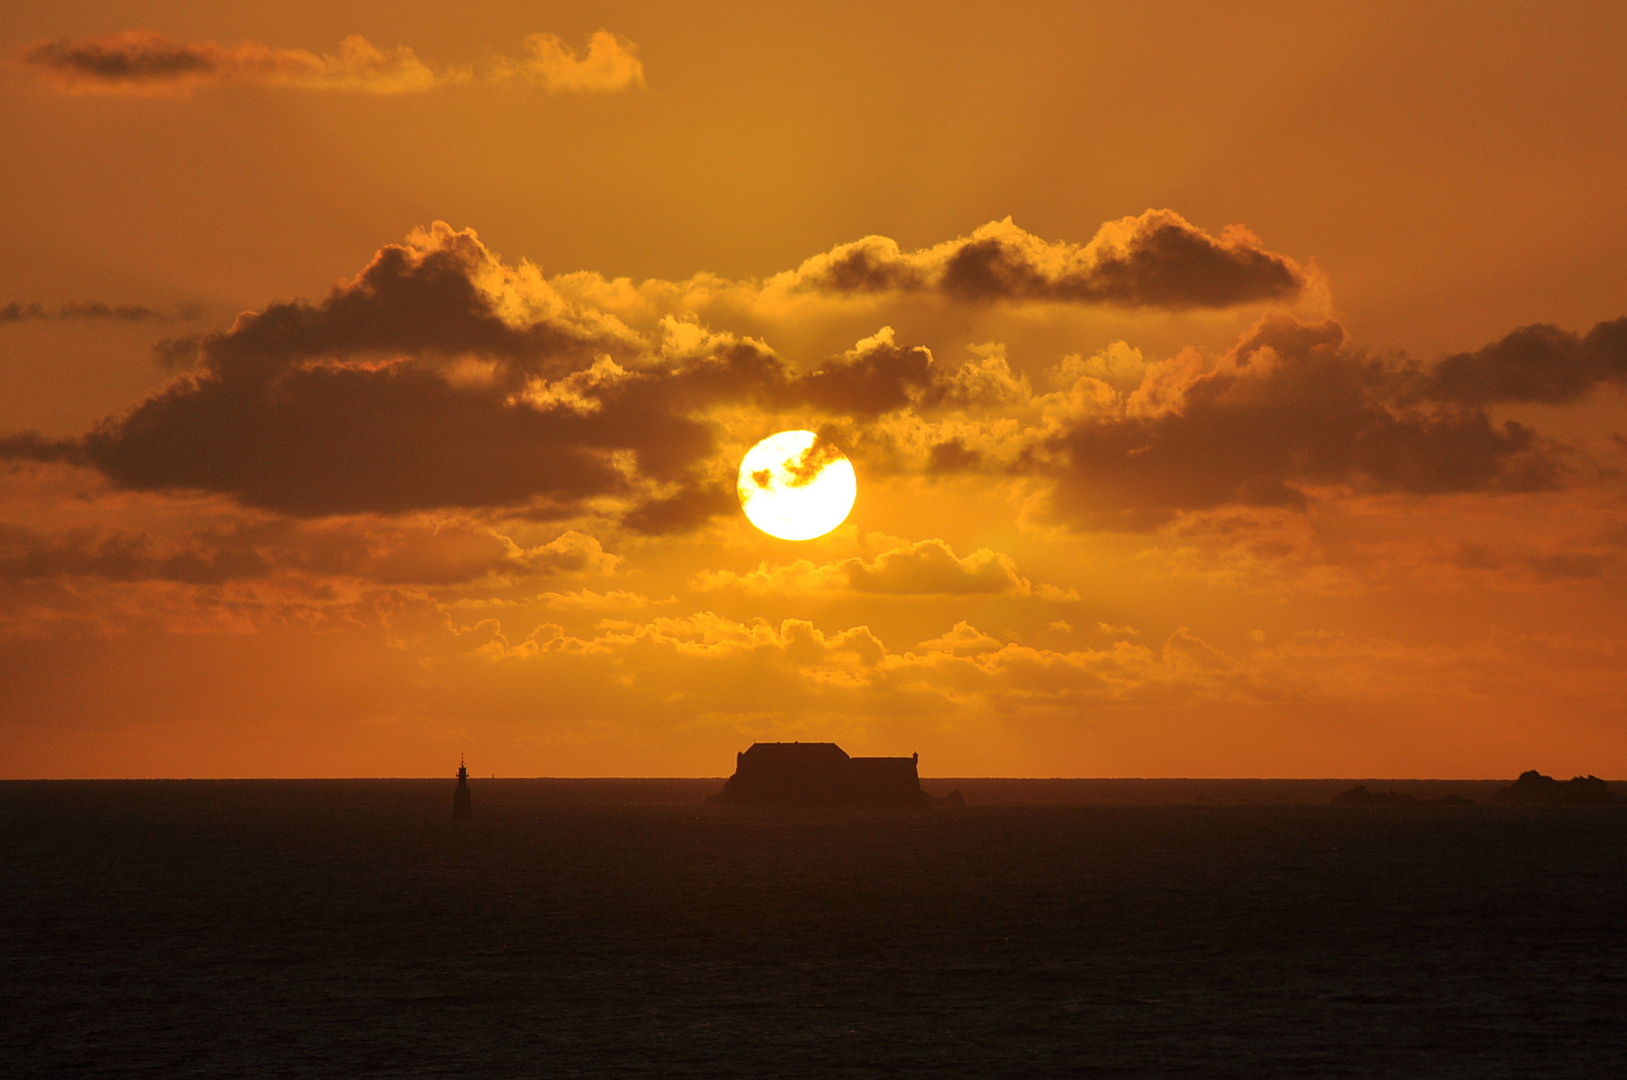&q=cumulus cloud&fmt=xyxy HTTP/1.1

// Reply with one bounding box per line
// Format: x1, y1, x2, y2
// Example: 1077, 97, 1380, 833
783, 210, 1308, 311
539, 588, 667, 611
696, 538, 1034, 596
1040, 315, 1567, 527
1, 225, 786, 518
915, 621, 1002, 654
819, 311, 1627, 530
1421, 317, 1627, 404
492, 31, 644, 93
621, 485, 738, 536
794, 327, 936, 415
4, 216, 1619, 538
14, 29, 643, 96
0, 225, 1057, 526
477, 612, 1248, 719
846, 539, 1029, 594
